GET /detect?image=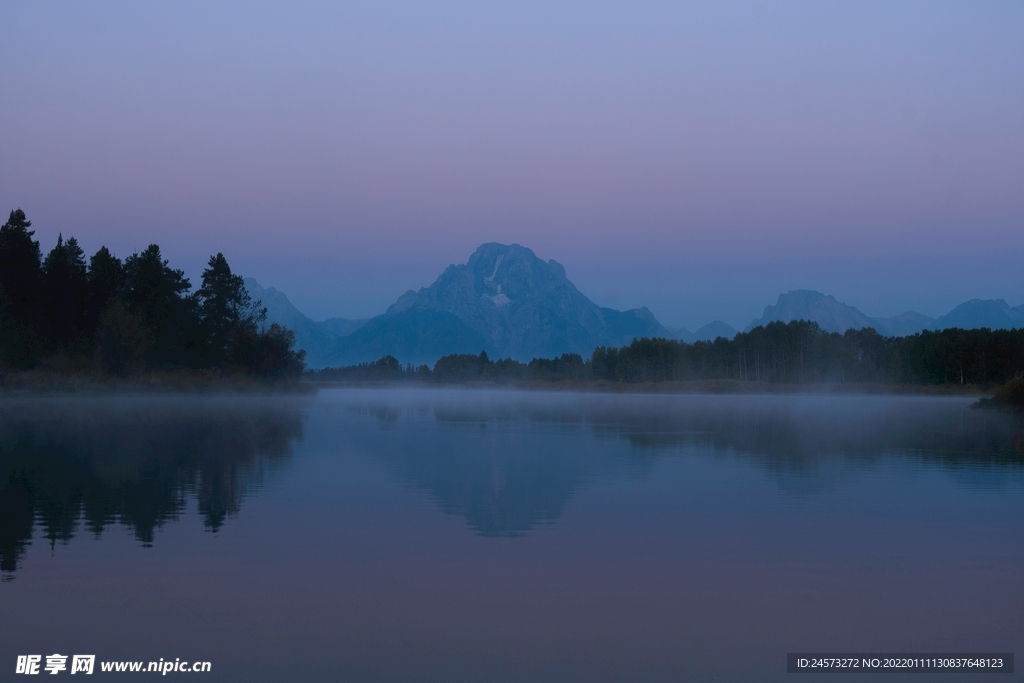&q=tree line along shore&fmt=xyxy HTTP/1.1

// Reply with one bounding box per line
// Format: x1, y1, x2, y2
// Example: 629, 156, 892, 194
0, 209, 304, 385
311, 322, 1024, 403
